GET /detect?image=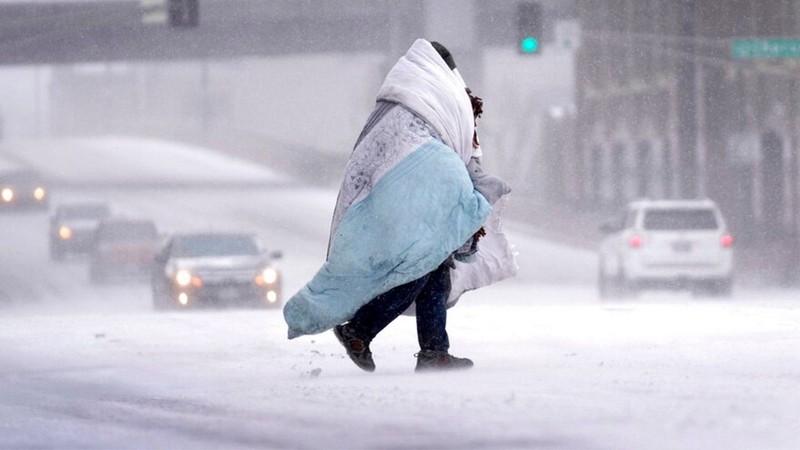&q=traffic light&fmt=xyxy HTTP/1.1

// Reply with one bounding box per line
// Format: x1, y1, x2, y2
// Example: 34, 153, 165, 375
517, 1, 543, 55
168, 0, 198, 28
